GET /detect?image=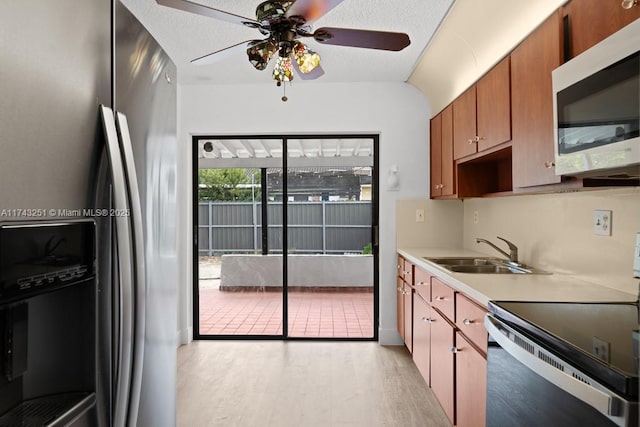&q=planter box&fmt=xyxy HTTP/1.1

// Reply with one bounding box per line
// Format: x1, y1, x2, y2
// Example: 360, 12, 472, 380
219, 254, 373, 291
